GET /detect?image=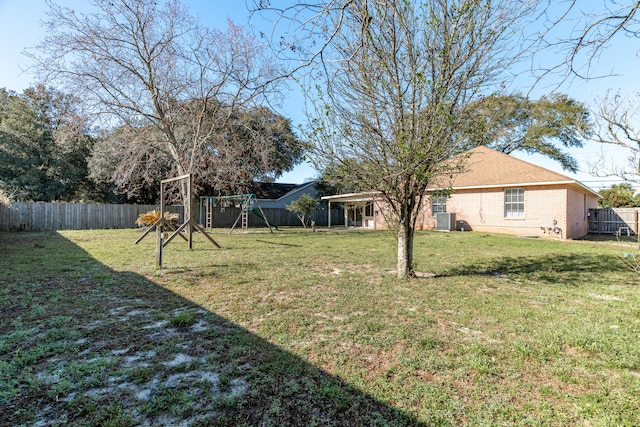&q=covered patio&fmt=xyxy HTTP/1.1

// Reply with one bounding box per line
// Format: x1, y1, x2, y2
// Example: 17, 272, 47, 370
321, 192, 379, 229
